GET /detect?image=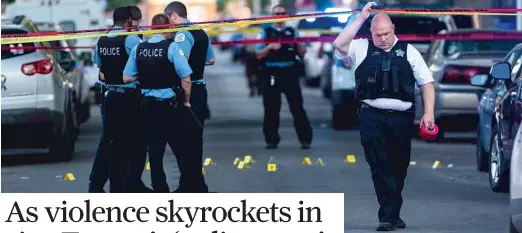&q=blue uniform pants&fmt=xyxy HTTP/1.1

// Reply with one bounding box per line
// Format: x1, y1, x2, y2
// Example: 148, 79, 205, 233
141, 96, 187, 193
104, 89, 146, 193
358, 103, 414, 224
